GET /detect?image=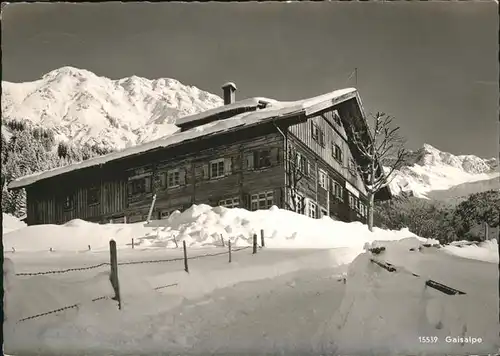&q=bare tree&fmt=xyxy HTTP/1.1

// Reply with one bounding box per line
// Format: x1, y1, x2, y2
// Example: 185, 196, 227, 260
350, 112, 408, 231
285, 147, 306, 214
